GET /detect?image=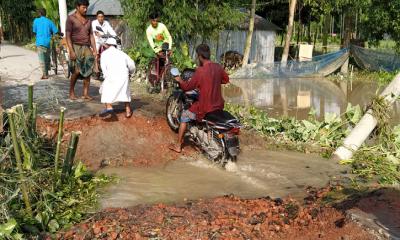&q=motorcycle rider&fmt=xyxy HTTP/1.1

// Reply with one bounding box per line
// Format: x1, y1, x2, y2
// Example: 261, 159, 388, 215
92, 10, 117, 79
92, 10, 117, 52
146, 12, 172, 54
169, 44, 230, 153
